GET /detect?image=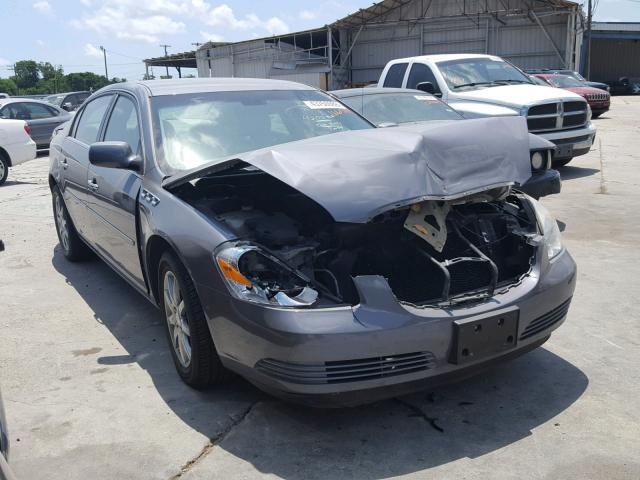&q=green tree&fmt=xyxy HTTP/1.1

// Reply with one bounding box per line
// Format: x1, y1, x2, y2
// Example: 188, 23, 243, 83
12, 60, 39, 89
38, 62, 63, 81
0, 78, 18, 95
